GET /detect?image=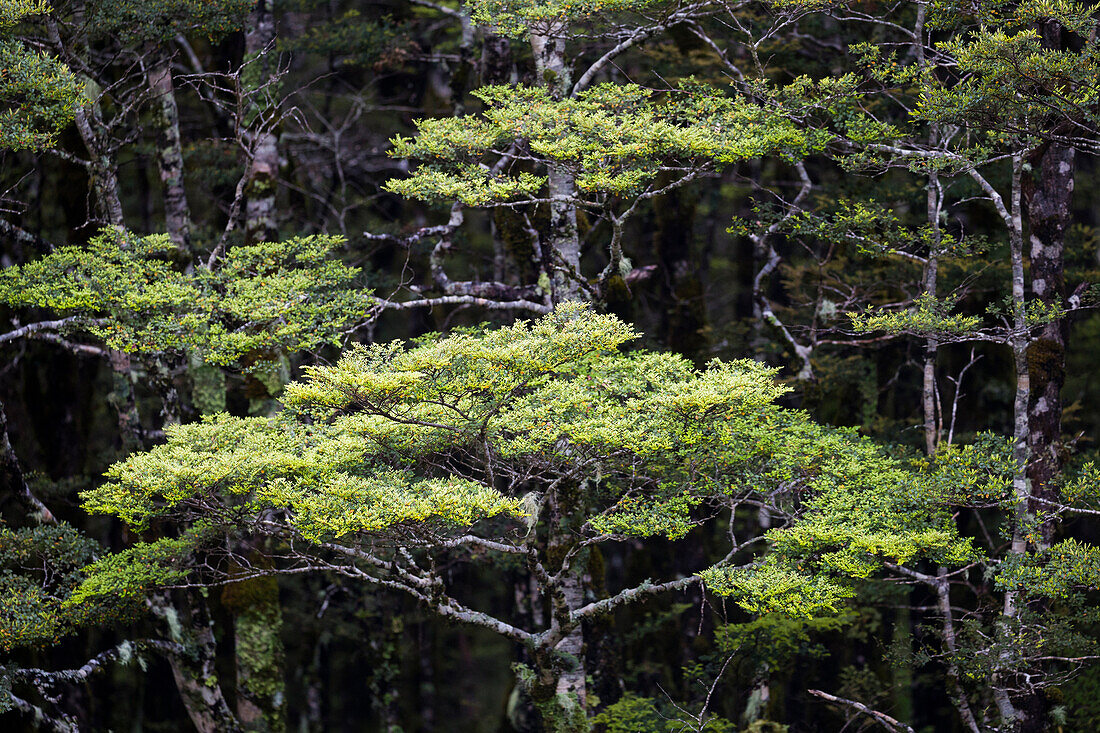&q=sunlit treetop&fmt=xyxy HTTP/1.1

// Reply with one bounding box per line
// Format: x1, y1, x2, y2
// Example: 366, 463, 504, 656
386, 83, 832, 206
0, 230, 372, 366
75, 305, 983, 618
